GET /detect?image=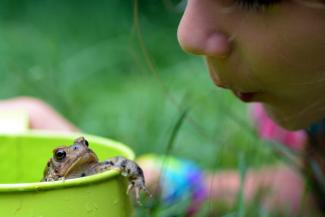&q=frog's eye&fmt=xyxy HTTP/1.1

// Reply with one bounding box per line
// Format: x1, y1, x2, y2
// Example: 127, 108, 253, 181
84, 139, 89, 147
54, 149, 66, 161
